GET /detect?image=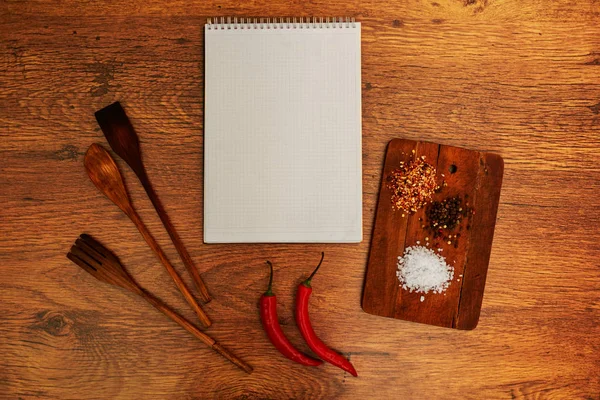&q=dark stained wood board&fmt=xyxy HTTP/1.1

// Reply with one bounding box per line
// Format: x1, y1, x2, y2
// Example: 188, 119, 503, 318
362, 139, 504, 330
